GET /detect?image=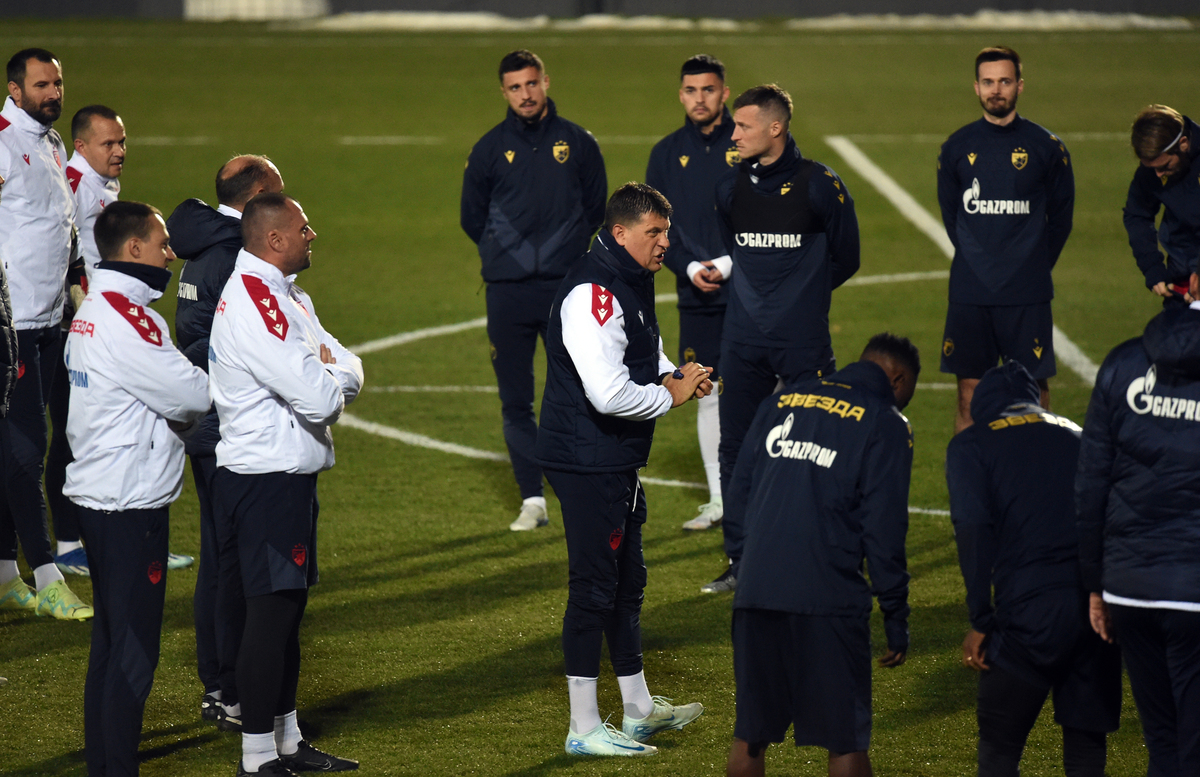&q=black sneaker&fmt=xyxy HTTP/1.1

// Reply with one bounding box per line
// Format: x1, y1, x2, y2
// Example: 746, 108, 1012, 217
201, 693, 221, 722
236, 759, 298, 776
279, 740, 359, 772
700, 567, 736, 593
217, 705, 242, 732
